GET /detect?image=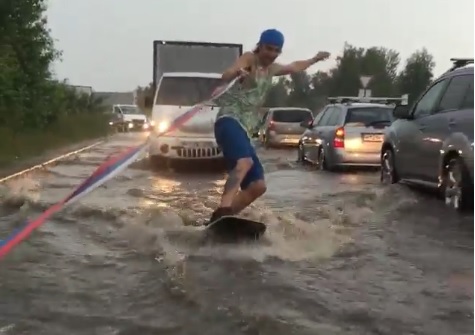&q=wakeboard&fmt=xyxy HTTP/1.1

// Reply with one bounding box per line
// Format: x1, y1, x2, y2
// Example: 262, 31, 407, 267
205, 215, 266, 242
